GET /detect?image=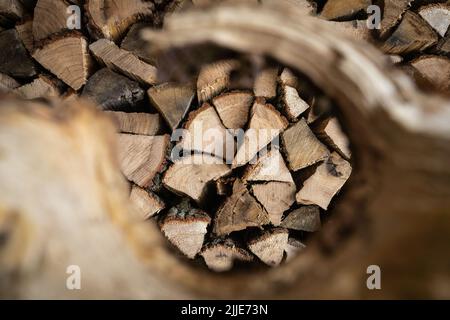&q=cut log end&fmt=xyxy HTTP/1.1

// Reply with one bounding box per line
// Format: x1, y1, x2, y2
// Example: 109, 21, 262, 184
248, 227, 289, 267
200, 239, 253, 272
129, 184, 165, 219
